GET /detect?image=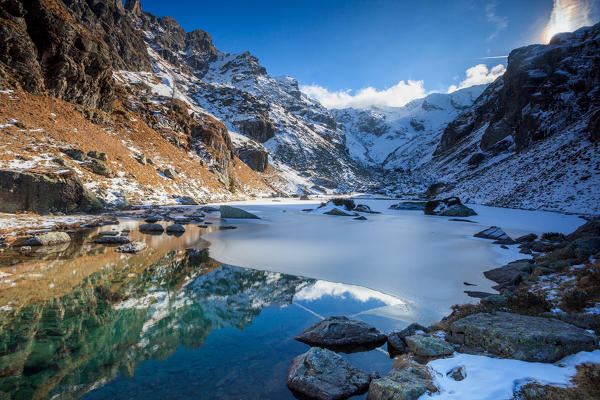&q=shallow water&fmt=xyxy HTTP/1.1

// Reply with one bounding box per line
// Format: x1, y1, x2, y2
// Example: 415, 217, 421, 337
0, 199, 583, 399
